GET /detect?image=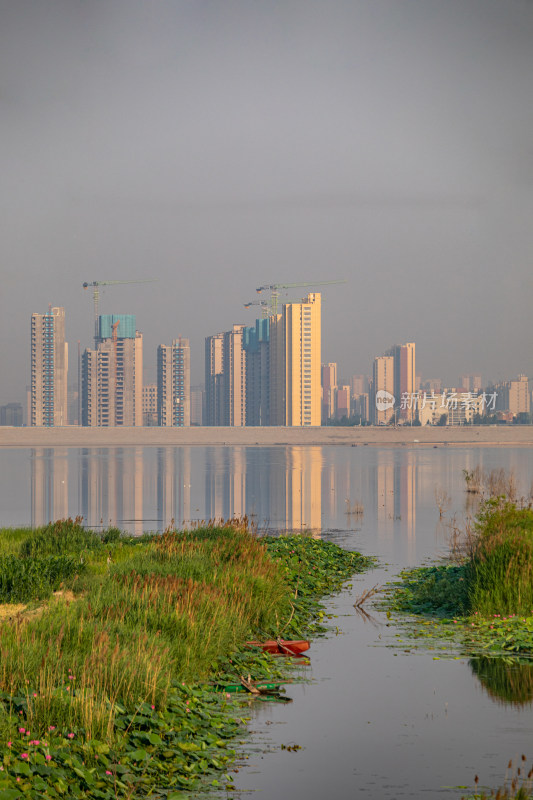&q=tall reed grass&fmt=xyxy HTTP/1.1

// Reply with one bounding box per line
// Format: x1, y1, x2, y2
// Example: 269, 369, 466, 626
0, 520, 292, 741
